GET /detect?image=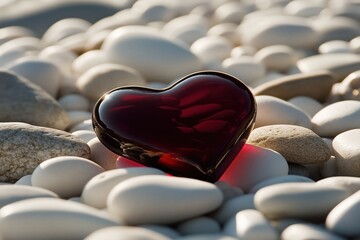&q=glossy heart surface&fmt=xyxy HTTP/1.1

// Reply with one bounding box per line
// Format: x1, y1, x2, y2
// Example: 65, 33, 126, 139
93, 71, 256, 182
